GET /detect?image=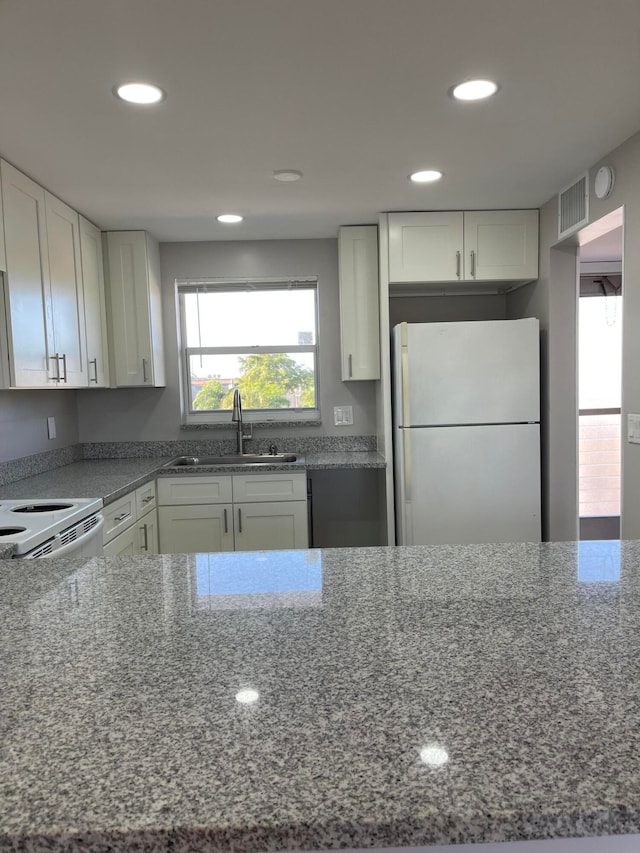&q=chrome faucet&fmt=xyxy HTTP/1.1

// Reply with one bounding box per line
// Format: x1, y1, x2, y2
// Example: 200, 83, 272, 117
231, 389, 252, 454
